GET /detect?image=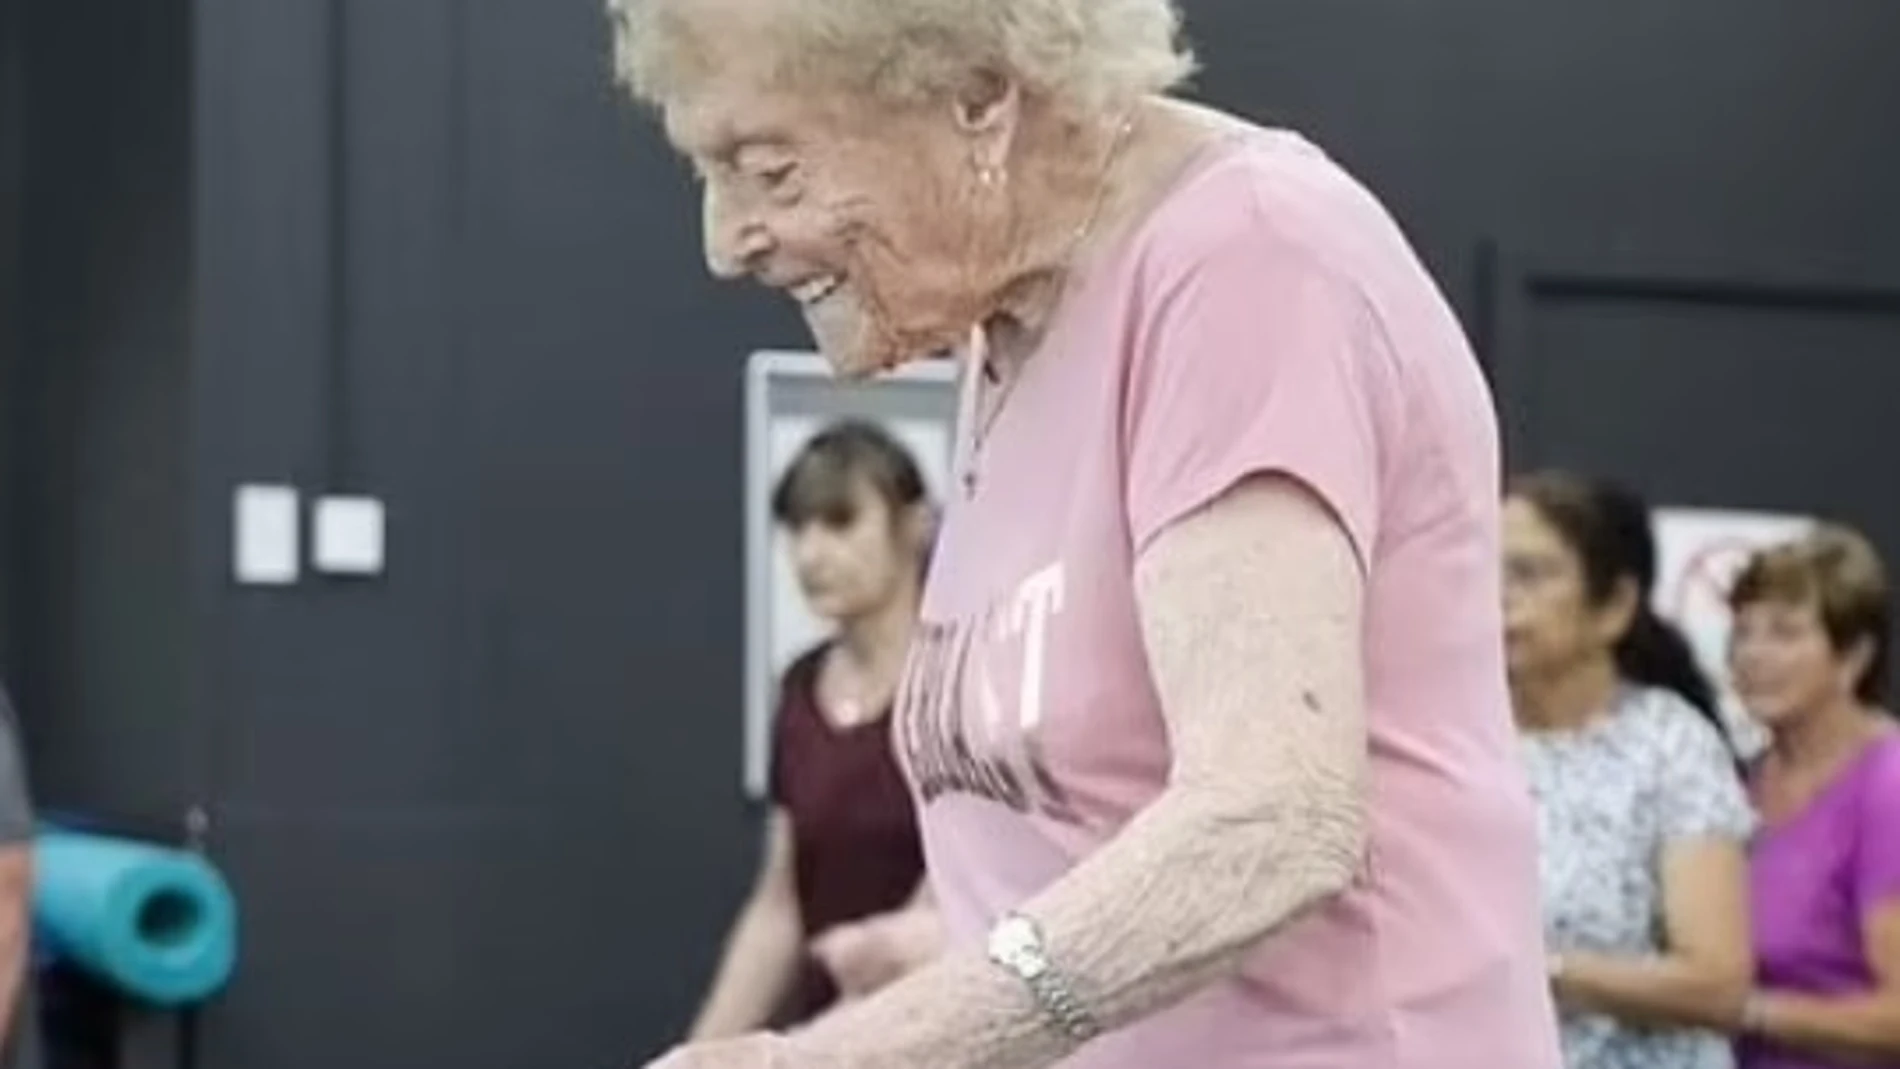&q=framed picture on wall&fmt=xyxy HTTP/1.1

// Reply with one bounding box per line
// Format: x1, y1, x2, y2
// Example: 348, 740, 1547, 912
741, 350, 959, 800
